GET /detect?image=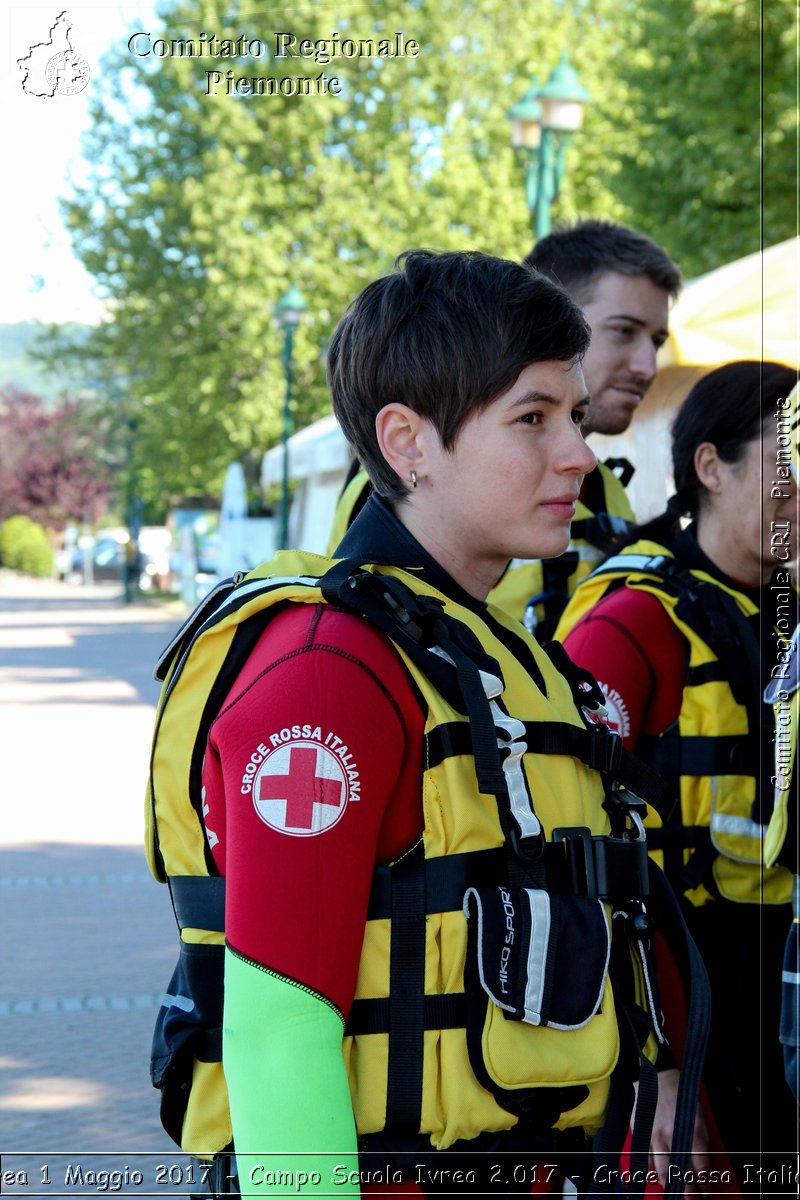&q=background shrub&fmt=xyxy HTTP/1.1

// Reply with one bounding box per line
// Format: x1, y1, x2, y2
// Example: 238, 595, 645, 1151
0, 515, 54, 577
